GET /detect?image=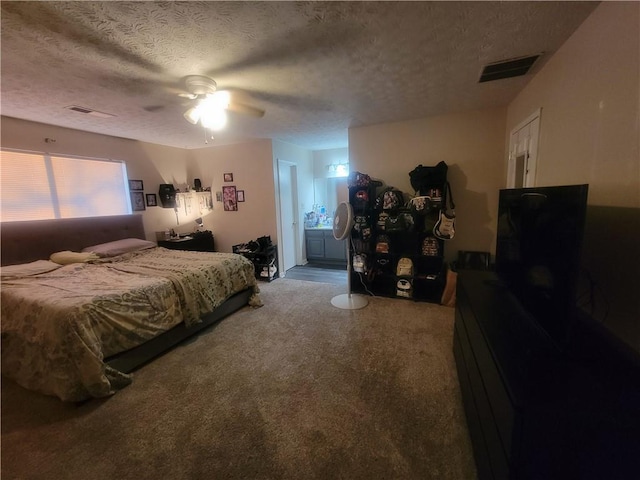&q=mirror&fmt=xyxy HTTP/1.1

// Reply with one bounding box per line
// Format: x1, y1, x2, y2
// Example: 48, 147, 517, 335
313, 177, 349, 219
